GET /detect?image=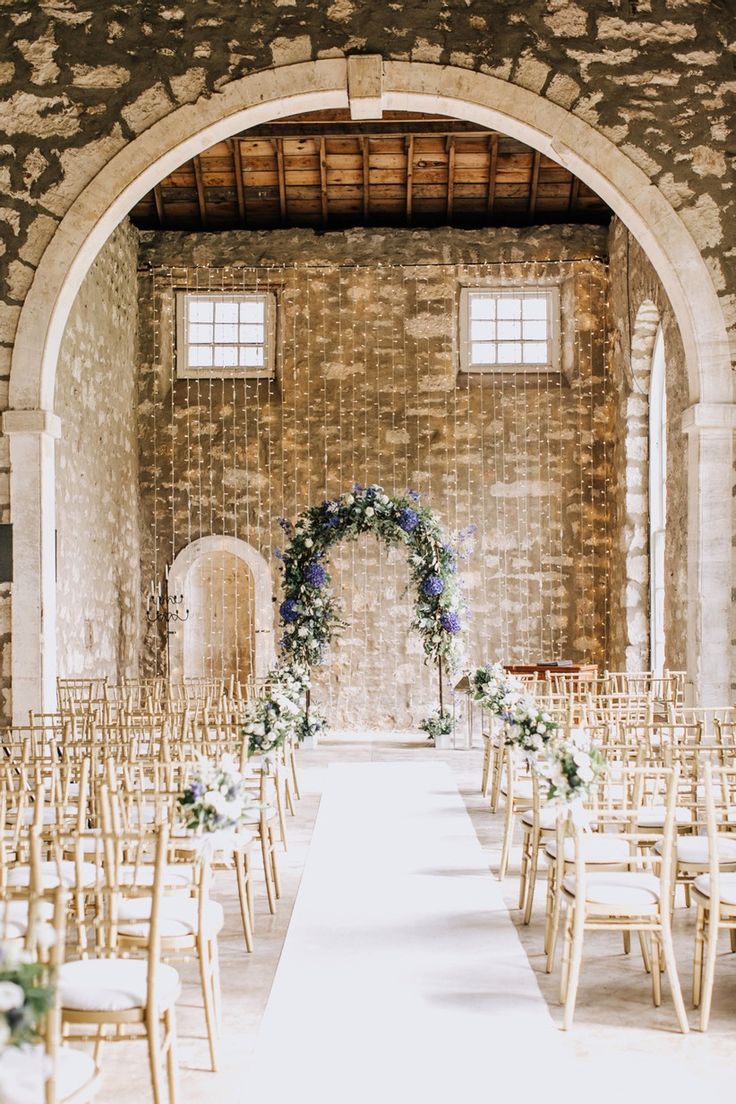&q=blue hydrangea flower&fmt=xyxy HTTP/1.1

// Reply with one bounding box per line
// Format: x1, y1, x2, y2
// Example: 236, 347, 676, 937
398, 507, 419, 533
190, 781, 204, 799
422, 575, 445, 597
280, 597, 299, 623
323, 515, 340, 529
304, 562, 327, 588
407, 489, 420, 501
440, 611, 461, 633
